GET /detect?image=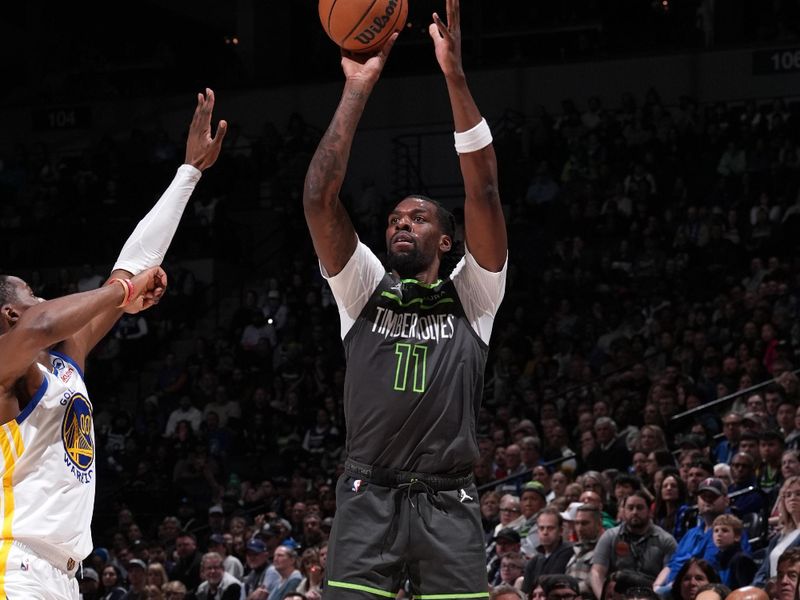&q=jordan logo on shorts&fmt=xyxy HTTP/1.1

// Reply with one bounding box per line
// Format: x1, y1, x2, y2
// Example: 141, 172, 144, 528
458, 489, 473, 503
